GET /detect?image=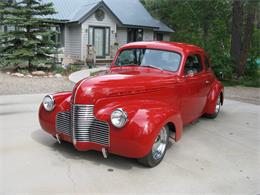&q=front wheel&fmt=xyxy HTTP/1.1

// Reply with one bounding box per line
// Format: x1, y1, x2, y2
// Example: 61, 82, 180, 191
137, 126, 169, 167
205, 95, 221, 119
